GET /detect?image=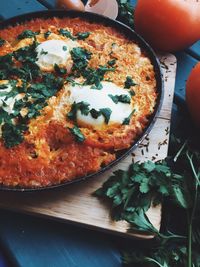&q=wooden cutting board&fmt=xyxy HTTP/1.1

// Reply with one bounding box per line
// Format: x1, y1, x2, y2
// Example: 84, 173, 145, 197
0, 53, 177, 239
